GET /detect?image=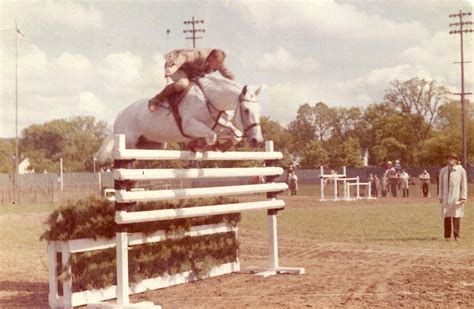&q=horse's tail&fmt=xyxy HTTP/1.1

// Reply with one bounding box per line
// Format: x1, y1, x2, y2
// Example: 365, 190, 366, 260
96, 134, 115, 162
